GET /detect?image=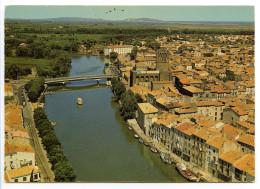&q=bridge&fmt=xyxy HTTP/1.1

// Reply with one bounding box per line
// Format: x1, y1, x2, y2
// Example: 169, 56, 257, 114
45, 74, 116, 84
